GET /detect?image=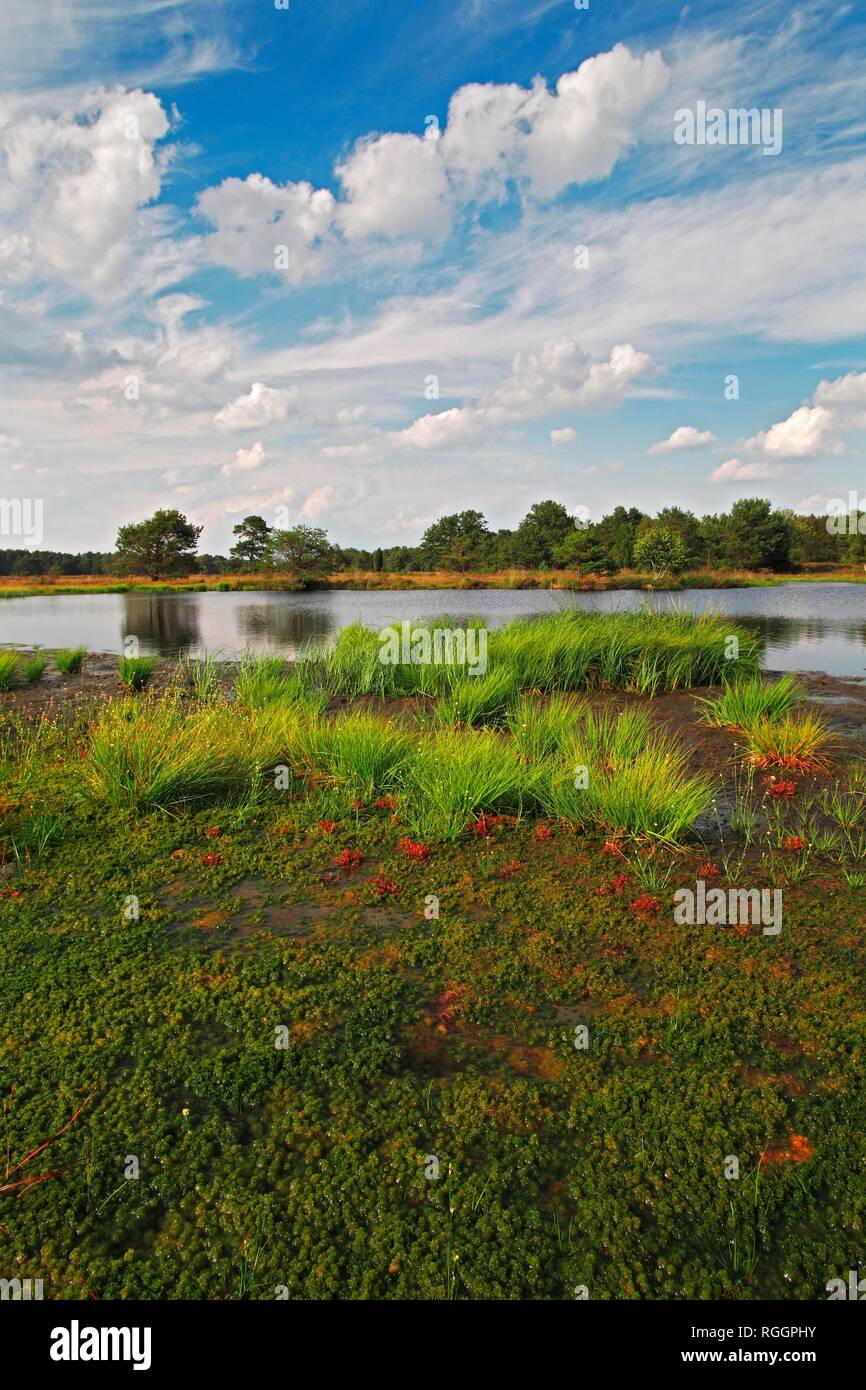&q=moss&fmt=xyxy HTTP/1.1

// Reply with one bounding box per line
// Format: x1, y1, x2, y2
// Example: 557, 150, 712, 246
1, 693, 865, 1300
